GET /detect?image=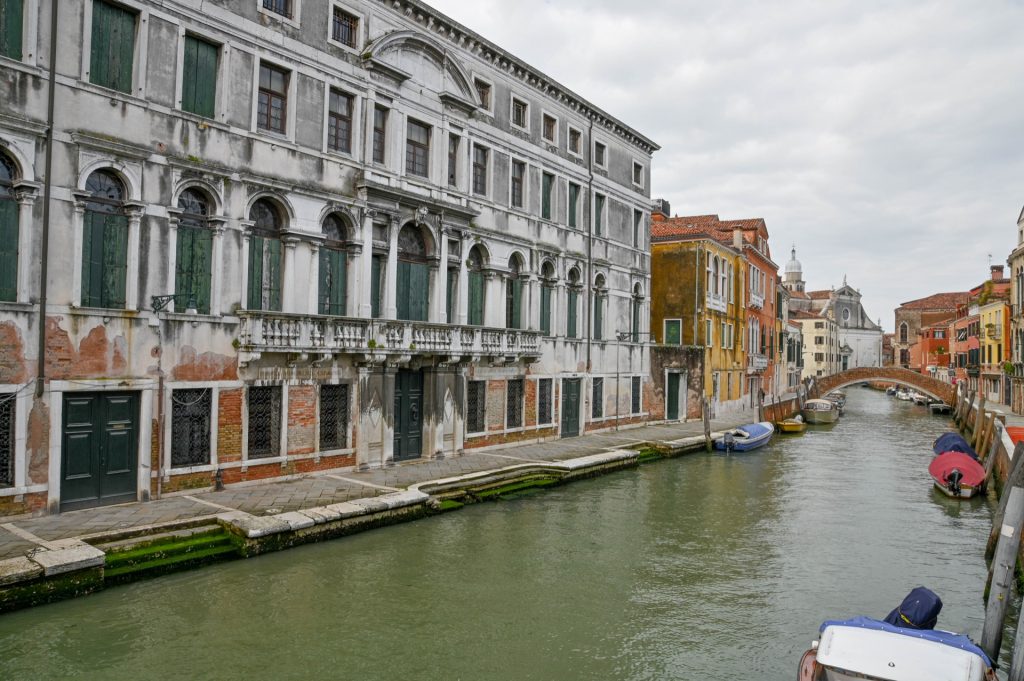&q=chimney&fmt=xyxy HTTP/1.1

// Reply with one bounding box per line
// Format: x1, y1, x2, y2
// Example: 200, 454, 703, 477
651, 198, 671, 220
992, 264, 1005, 281
733, 228, 743, 249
